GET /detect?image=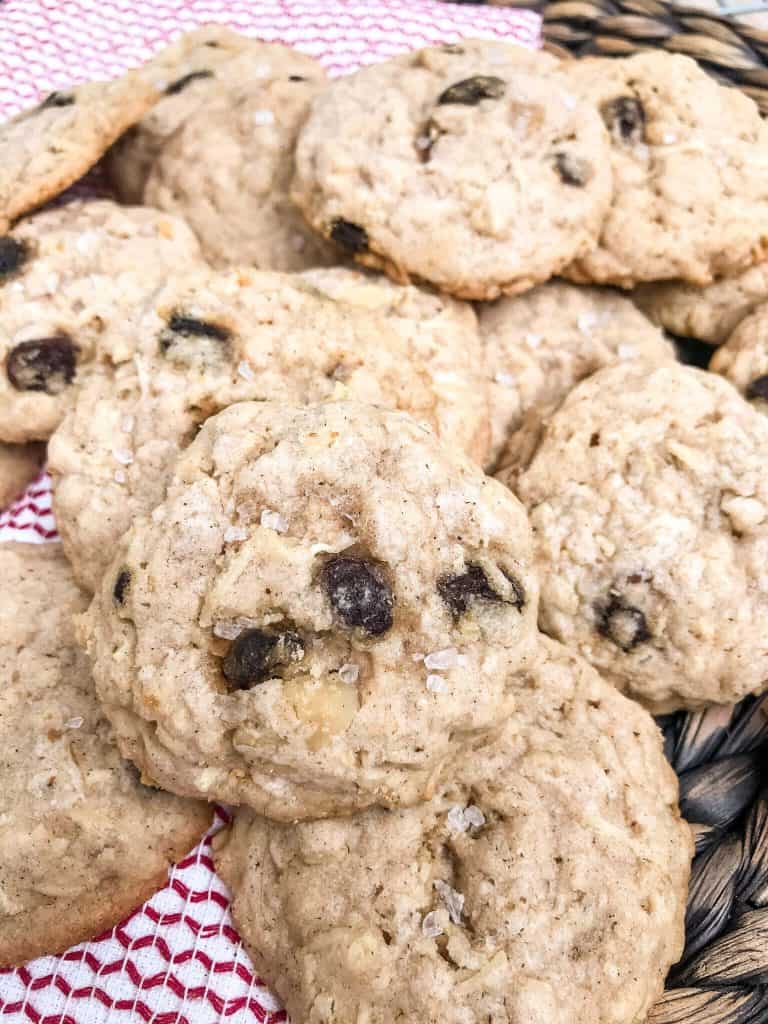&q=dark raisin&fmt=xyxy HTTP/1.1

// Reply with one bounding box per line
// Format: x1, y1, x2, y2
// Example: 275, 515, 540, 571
438, 563, 524, 618
222, 628, 305, 689
164, 69, 215, 95
596, 595, 650, 652
289, 75, 307, 82
38, 91, 76, 110
0, 237, 28, 281
746, 375, 768, 401
165, 312, 231, 342
600, 96, 646, 146
113, 569, 131, 606
437, 75, 505, 106
321, 557, 393, 636
554, 152, 593, 187
159, 311, 232, 363
329, 219, 369, 253
6, 335, 77, 394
